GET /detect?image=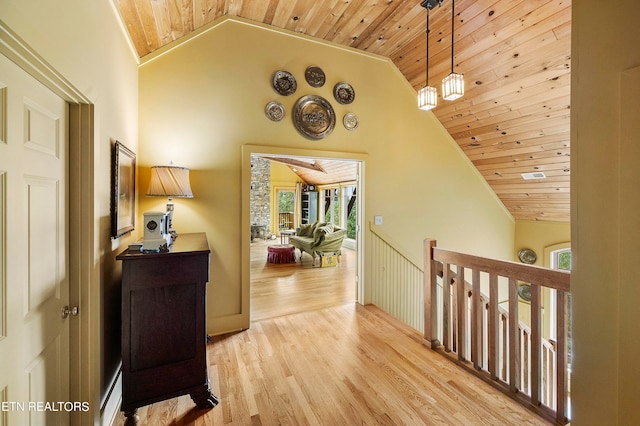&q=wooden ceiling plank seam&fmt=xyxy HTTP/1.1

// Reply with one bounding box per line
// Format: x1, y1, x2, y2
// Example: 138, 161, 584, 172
457, 114, 570, 144
469, 142, 569, 164
365, 6, 427, 58
312, 0, 353, 40
149, 0, 174, 44
430, 50, 571, 109
479, 164, 570, 176
133, 0, 164, 54
327, 0, 390, 46
412, 66, 567, 115
269, 0, 299, 29
261, 0, 282, 25
454, 1, 570, 69
117, 0, 154, 57
302, 0, 342, 35
450, 107, 570, 140
289, 1, 326, 34
462, 135, 569, 158
435, 81, 571, 122
226, 0, 243, 16
349, 1, 415, 52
